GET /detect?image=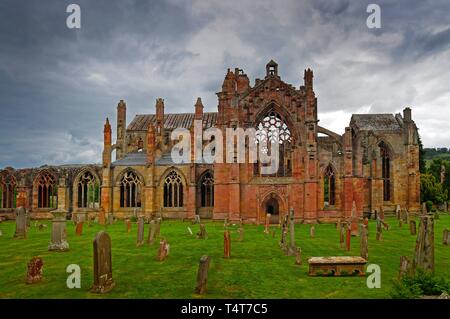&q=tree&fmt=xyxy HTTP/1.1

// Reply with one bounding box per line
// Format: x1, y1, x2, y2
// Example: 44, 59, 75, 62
420, 173, 448, 204
418, 135, 426, 174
